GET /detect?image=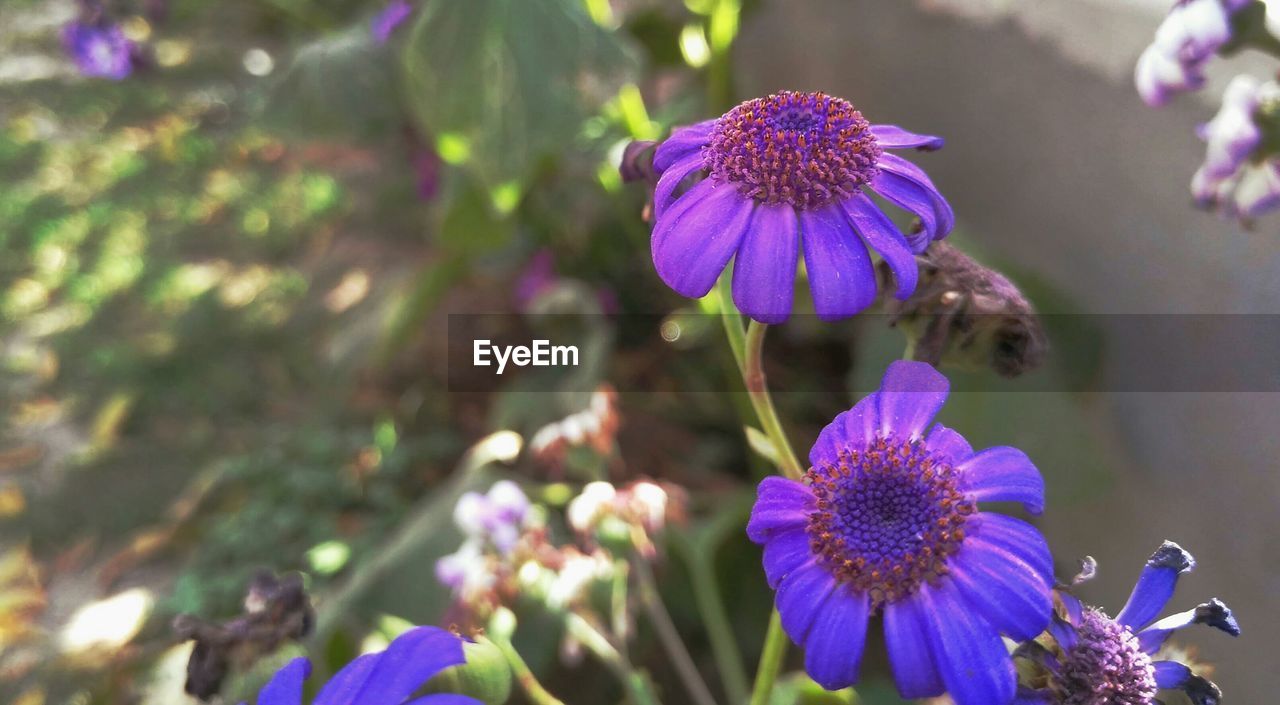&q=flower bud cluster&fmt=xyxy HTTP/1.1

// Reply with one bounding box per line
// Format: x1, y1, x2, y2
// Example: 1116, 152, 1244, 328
529, 385, 620, 470
566, 480, 675, 558
1135, 0, 1252, 106
1191, 76, 1280, 221
436, 481, 542, 612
